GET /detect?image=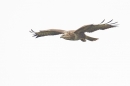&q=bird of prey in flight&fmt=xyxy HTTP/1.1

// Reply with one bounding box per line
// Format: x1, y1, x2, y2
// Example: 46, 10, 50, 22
30, 19, 118, 42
